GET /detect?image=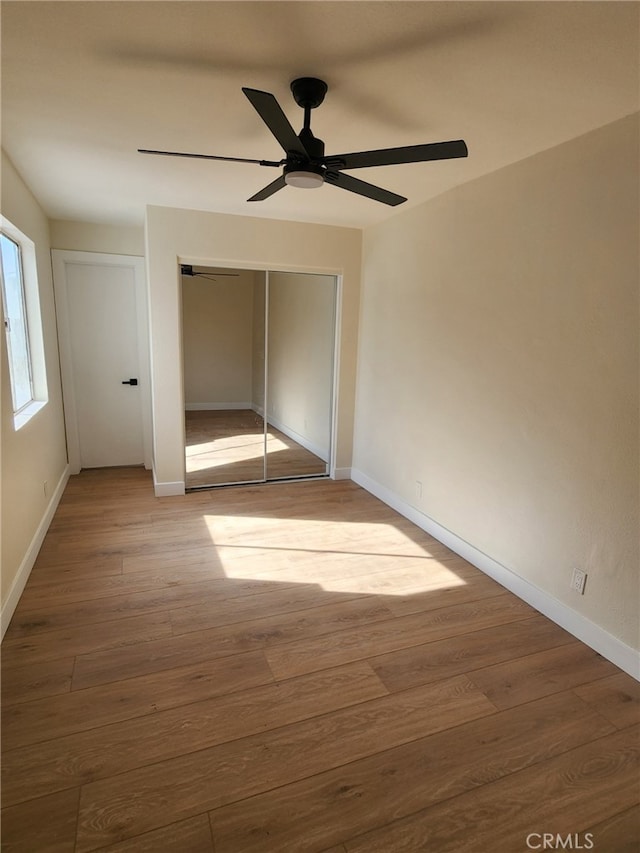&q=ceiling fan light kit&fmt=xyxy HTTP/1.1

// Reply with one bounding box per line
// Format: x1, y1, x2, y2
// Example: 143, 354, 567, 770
284, 165, 325, 189
139, 77, 468, 206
